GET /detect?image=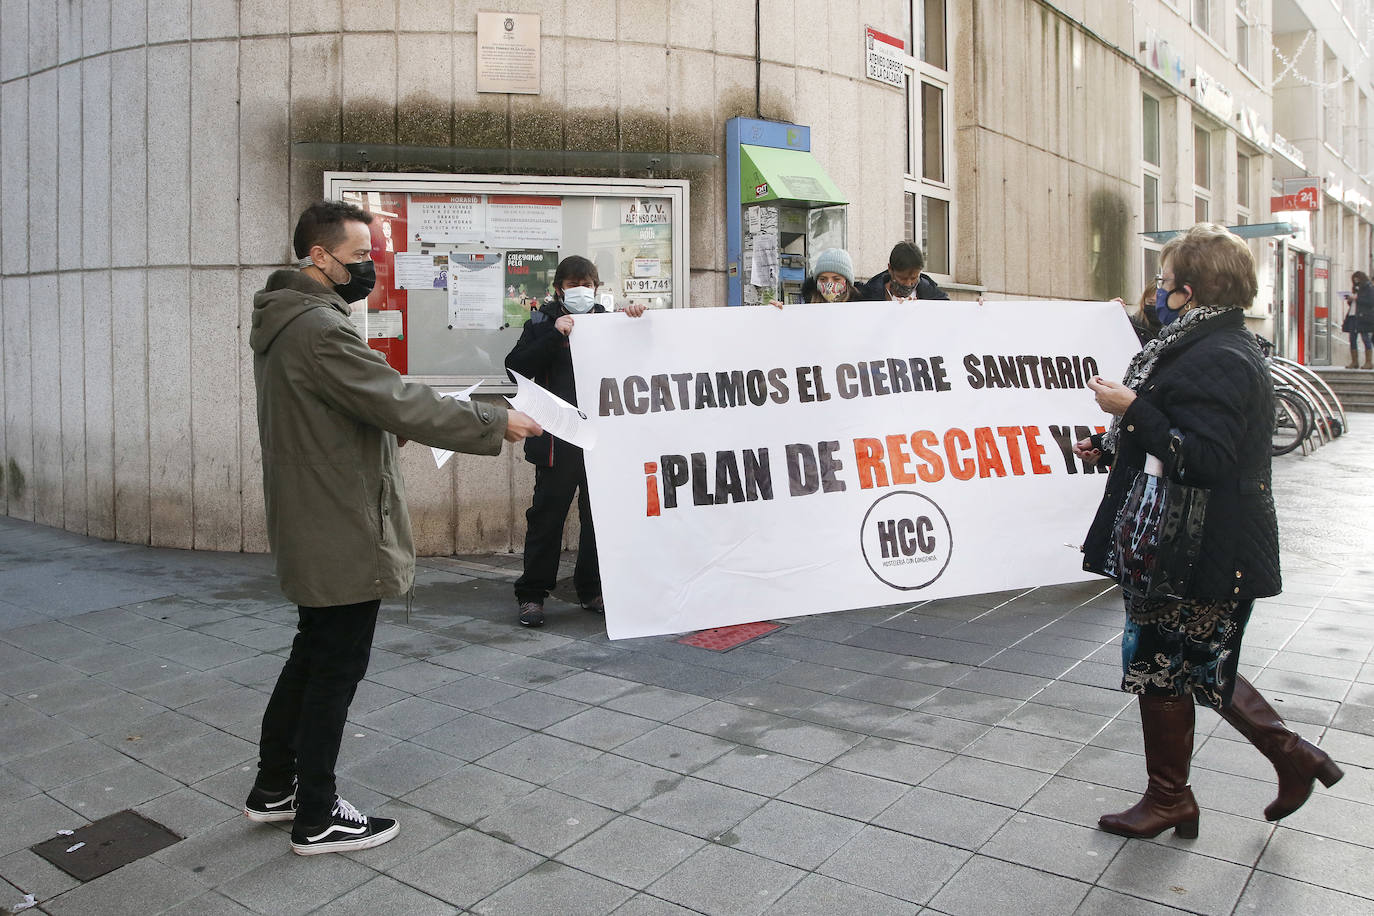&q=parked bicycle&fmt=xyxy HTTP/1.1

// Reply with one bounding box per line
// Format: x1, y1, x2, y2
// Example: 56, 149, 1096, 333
1257, 336, 1347, 456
